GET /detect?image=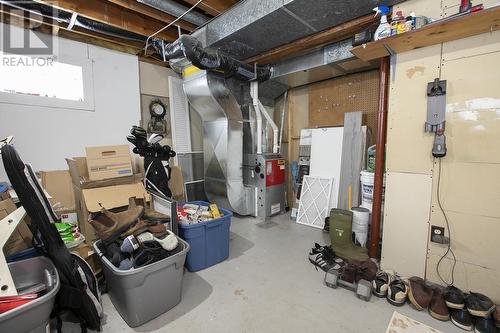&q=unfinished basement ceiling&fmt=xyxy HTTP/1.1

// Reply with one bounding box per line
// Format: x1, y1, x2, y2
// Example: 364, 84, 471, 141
193, 0, 406, 60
